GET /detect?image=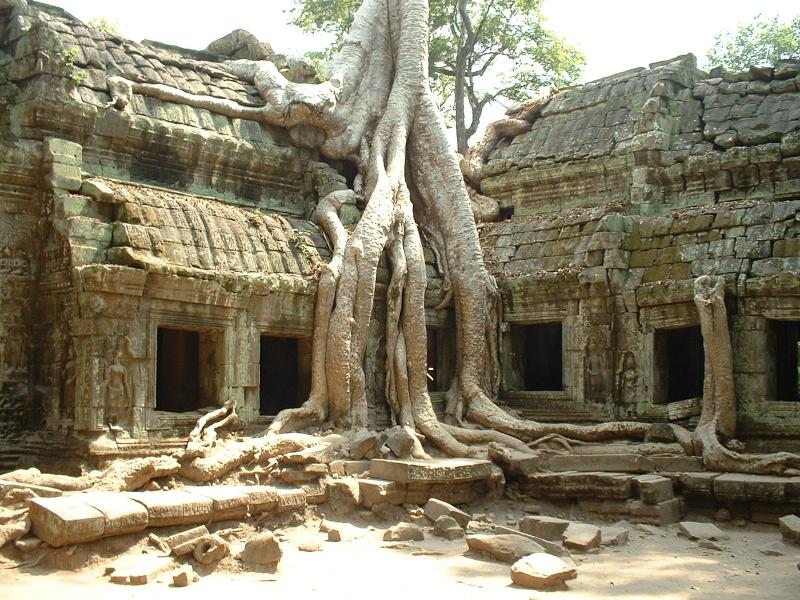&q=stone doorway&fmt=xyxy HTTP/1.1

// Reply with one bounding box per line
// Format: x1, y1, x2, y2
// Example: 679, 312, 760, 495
654, 325, 704, 404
